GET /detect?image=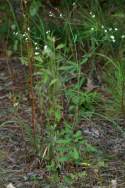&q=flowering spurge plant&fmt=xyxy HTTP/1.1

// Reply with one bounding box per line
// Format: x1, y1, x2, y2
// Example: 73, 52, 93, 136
34, 33, 65, 123
76, 9, 125, 50
99, 25, 125, 44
